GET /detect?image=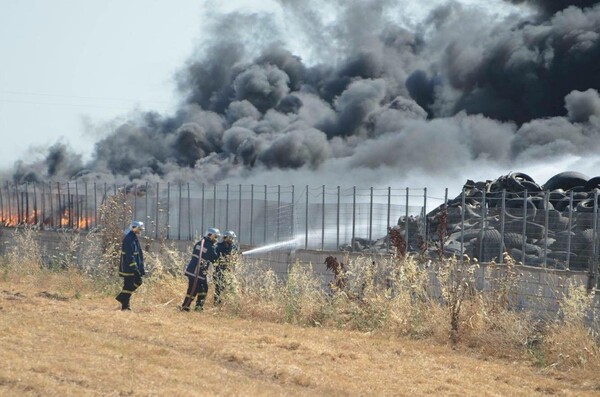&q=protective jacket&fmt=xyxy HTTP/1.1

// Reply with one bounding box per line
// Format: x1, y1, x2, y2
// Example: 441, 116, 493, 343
216, 241, 238, 258
118, 230, 145, 277
184, 237, 218, 278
